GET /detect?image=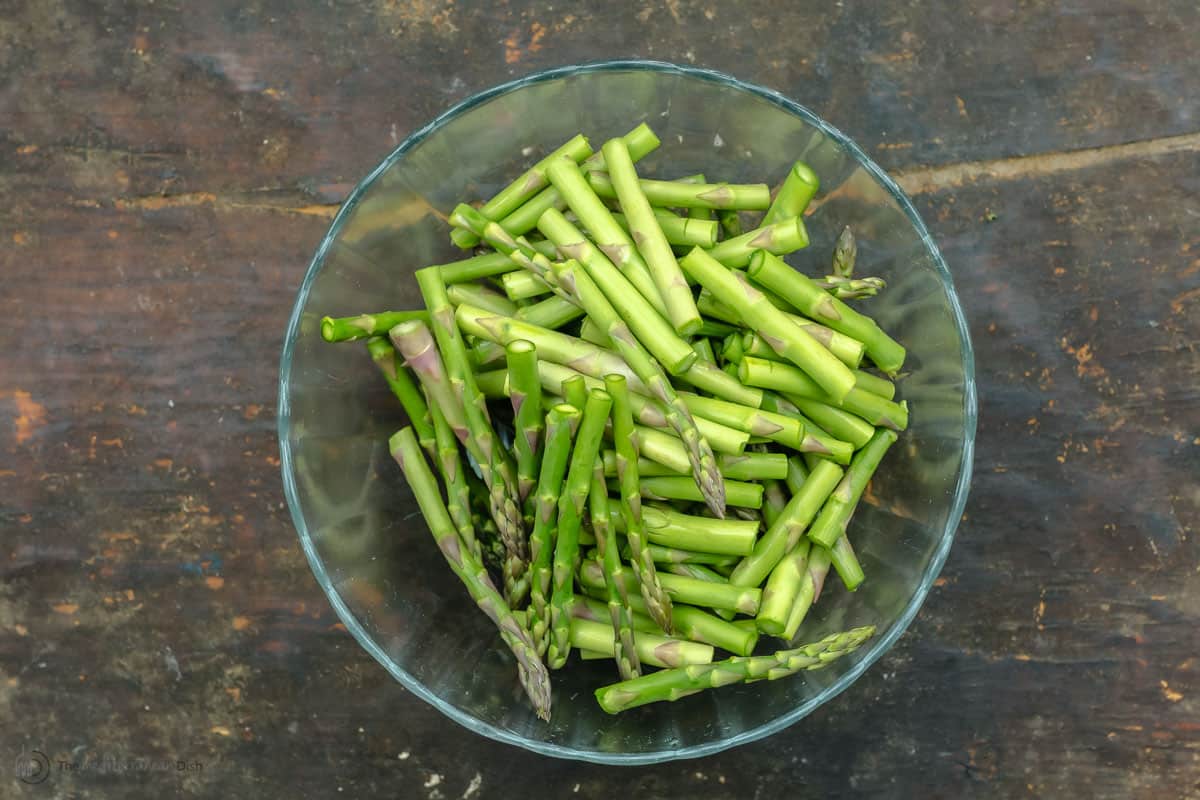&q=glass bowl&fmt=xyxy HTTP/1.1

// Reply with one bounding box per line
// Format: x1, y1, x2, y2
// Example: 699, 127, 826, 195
277, 61, 976, 764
